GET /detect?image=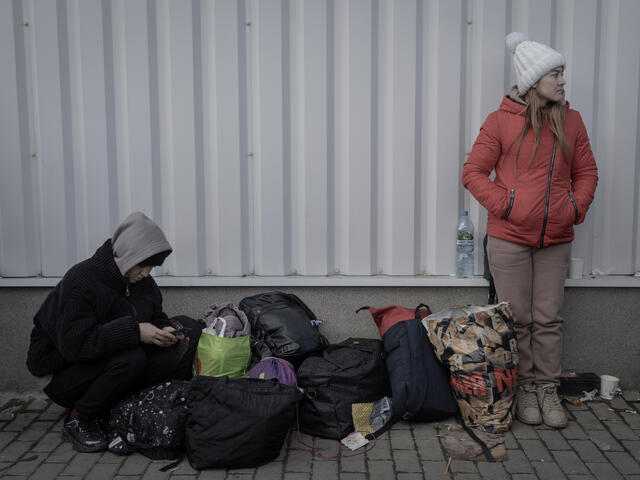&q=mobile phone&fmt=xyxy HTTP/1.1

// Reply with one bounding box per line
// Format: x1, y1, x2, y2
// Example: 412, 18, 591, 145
170, 325, 185, 335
